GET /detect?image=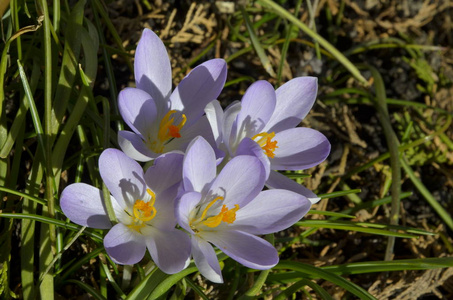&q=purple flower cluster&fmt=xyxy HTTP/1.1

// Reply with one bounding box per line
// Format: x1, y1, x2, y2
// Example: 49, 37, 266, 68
60, 29, 331, 283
